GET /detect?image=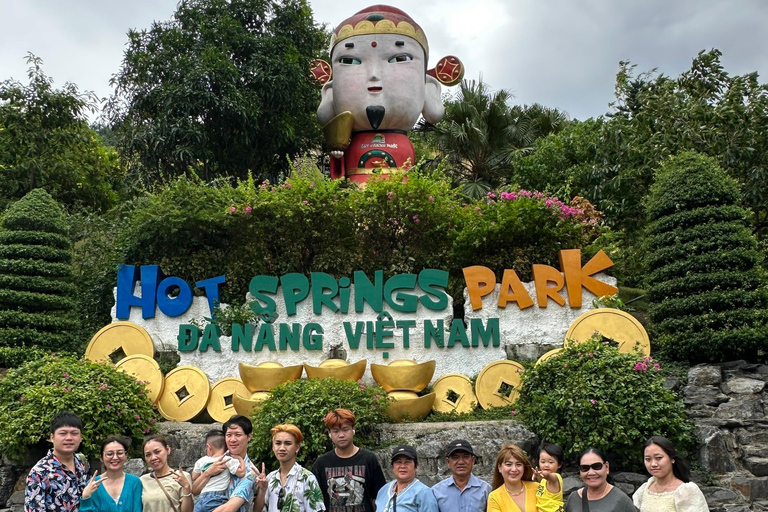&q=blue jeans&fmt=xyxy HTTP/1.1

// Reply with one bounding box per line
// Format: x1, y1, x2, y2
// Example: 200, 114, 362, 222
194, 491, 228, 512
